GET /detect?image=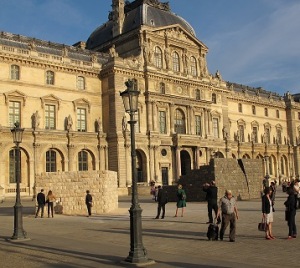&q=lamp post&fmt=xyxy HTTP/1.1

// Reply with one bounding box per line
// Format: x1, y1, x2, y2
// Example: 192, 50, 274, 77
10, 122, 28, 241
120, 80, 154, 265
